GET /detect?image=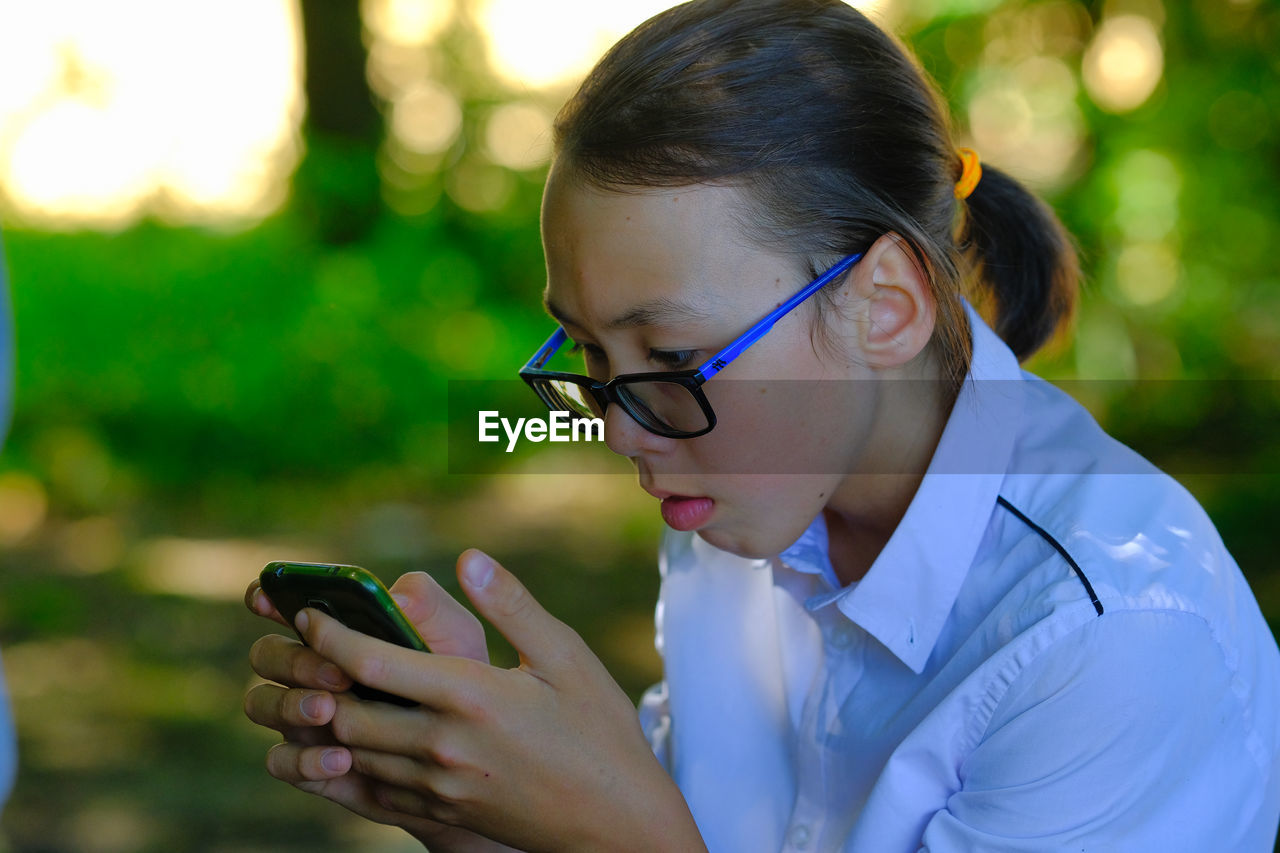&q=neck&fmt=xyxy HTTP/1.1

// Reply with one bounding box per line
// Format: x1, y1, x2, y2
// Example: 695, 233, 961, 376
824, 367, 954, 586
